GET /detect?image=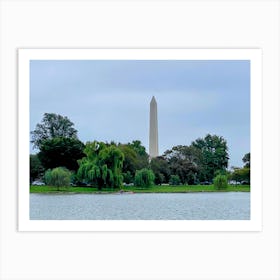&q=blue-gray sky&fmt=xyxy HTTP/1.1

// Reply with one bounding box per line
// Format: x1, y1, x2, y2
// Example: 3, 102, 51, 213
30, 60, 250, 167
